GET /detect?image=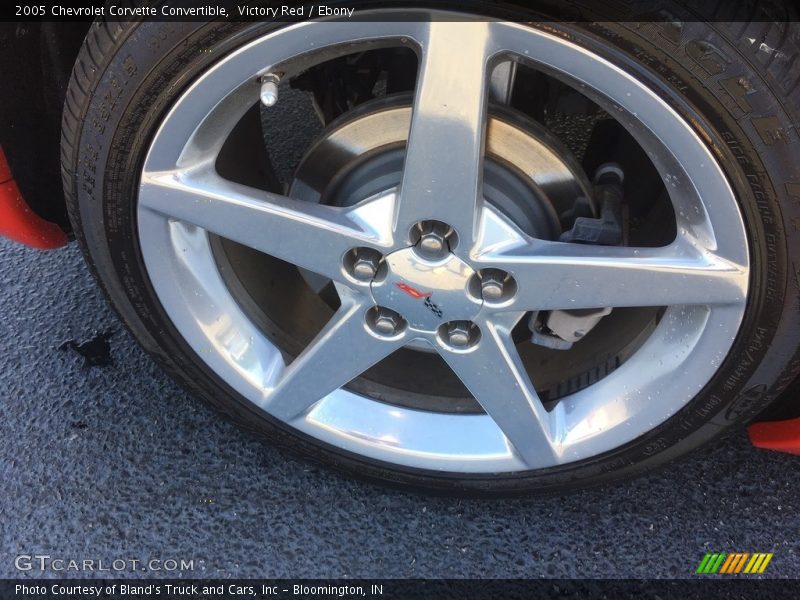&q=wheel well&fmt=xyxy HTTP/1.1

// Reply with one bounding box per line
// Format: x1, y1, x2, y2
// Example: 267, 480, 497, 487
0, 22, 90, 233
